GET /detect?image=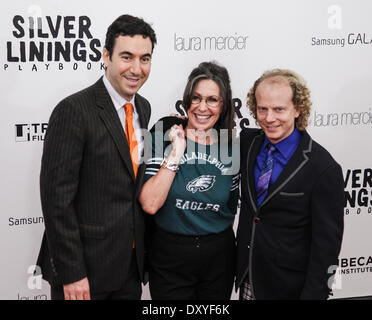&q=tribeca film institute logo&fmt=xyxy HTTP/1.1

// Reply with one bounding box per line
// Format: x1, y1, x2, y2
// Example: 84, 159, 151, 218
4, 5, 104, 72
15, 123, 47, 142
